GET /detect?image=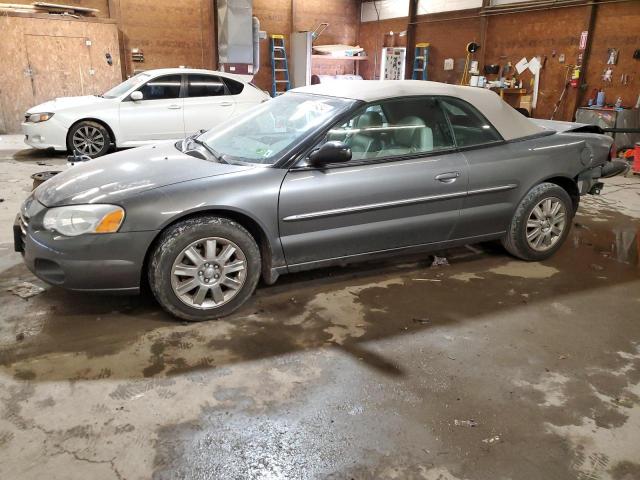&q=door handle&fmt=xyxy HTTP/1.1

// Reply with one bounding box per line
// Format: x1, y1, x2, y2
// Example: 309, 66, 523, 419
220, 102, 233, 107
435, 172, 461, 183
168, 104, 182, 109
